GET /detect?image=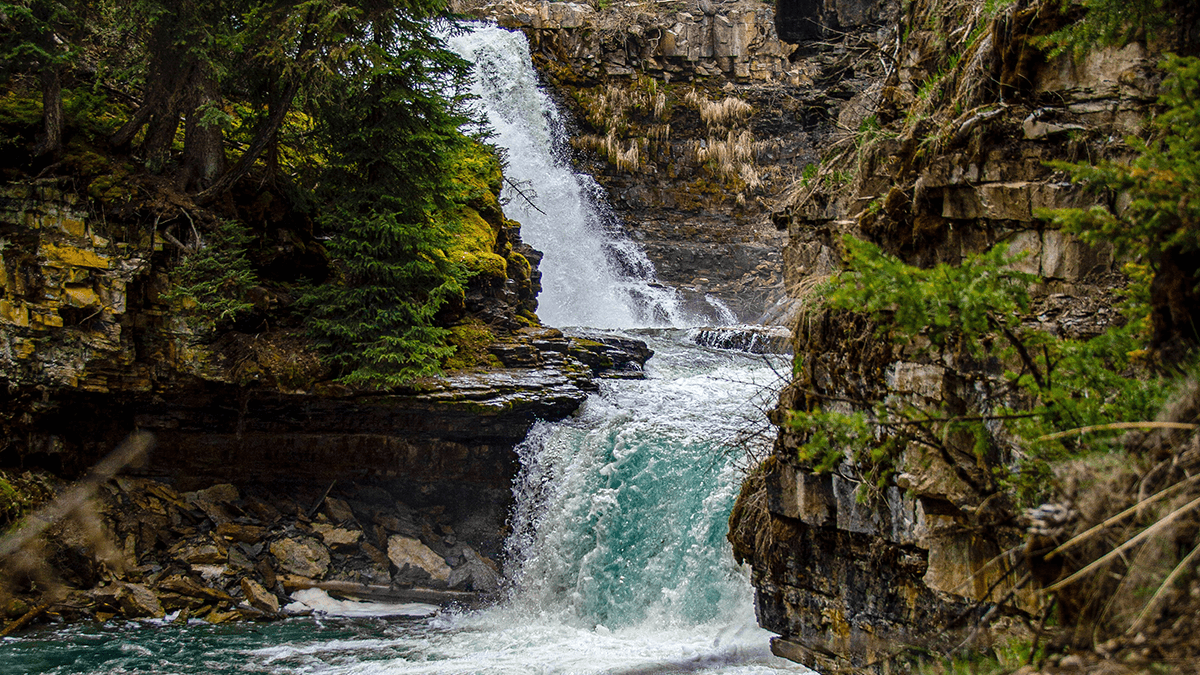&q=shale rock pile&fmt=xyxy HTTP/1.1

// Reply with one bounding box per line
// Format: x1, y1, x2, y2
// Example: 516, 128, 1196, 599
3, 477, 503, 625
